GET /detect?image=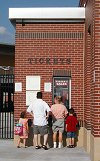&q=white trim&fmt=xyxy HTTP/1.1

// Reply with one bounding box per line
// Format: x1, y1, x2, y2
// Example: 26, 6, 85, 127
93, 70, 95, 83
69, 79, 71, 109
9, 7, 85, 20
